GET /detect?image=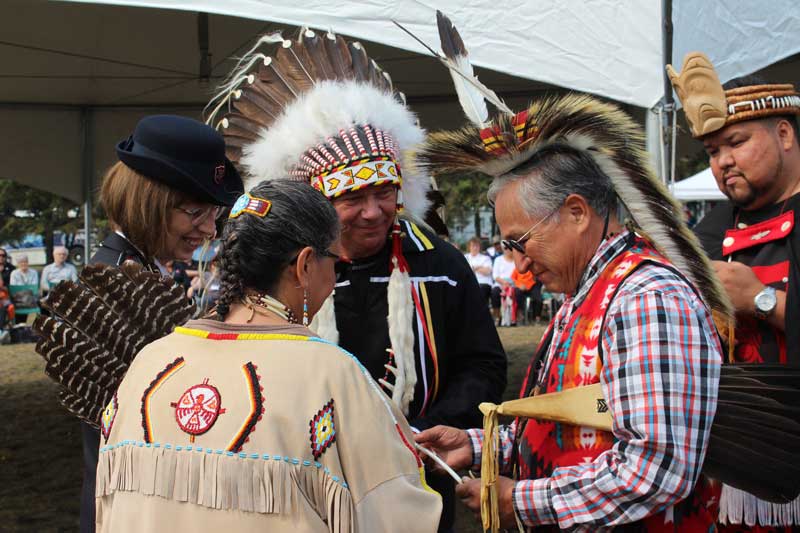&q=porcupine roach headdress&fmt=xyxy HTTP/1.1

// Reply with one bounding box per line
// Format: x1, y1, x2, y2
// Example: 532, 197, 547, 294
34, 262, 195, 426
421, 16, 732, 328
417, 12, 736, 531
205, 29, 431, 415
